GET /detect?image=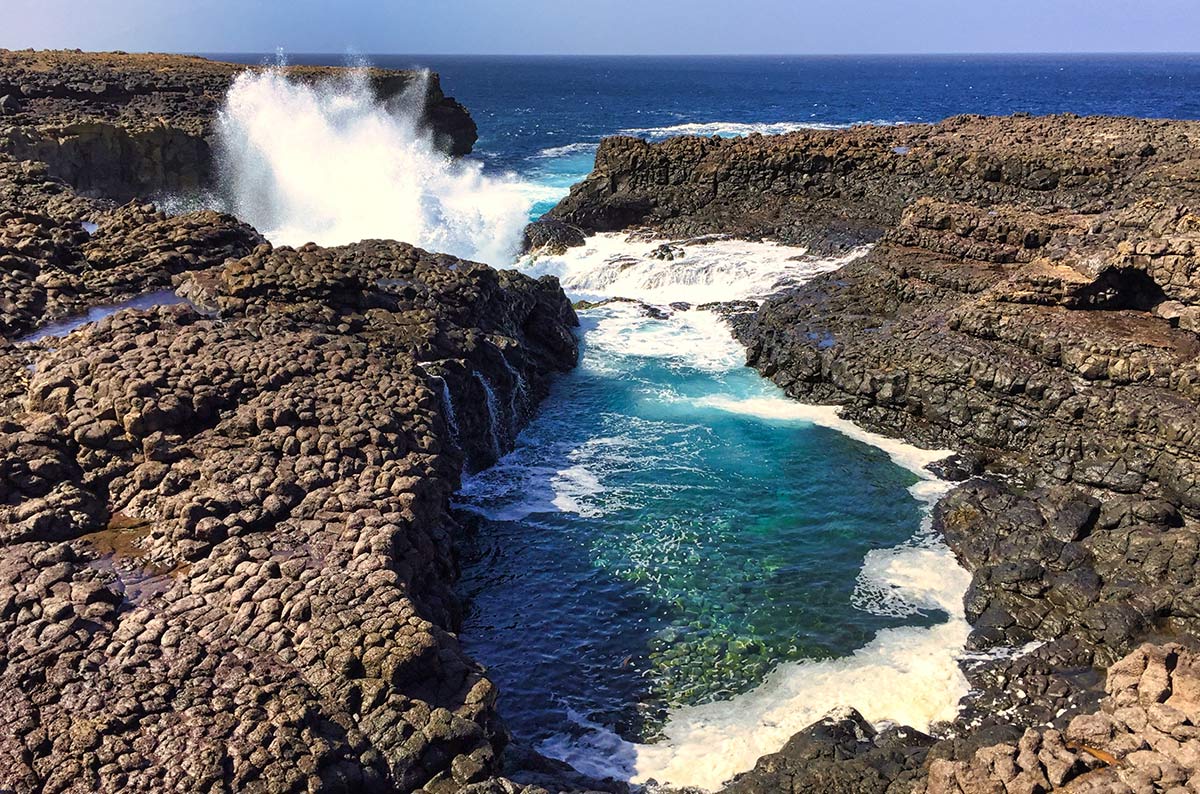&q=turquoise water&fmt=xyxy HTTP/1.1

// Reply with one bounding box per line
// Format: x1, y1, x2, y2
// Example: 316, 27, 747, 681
455, 298, 942, 747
